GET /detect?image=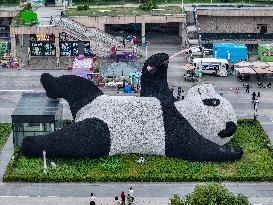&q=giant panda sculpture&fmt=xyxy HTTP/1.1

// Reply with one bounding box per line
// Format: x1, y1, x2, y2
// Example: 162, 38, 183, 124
22, 53, 243, 162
